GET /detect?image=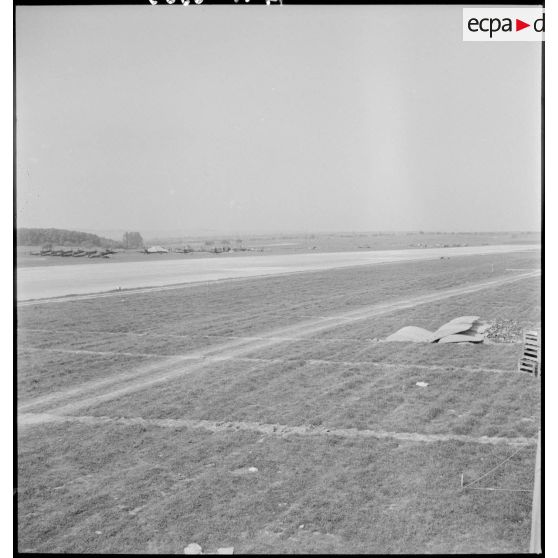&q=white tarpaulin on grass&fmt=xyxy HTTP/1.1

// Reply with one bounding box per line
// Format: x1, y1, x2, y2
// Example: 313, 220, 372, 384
385, 317, 489, 344
384, 326, 434, 343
